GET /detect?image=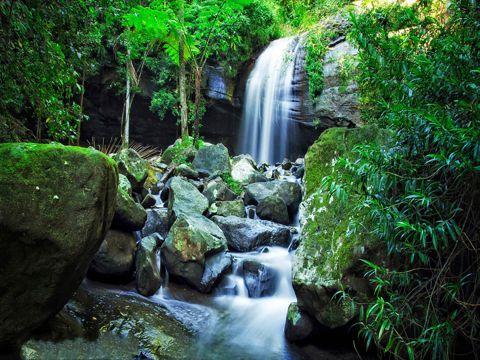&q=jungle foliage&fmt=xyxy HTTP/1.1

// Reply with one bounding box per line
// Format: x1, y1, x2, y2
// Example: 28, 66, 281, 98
322, 1, 480, 358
